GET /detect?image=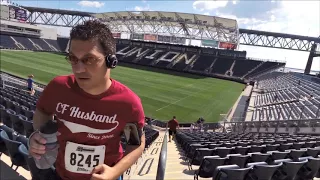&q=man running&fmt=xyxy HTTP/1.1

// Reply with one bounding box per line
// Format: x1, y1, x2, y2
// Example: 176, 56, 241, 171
28, 20, 145, 180
167, 116, 179, 142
